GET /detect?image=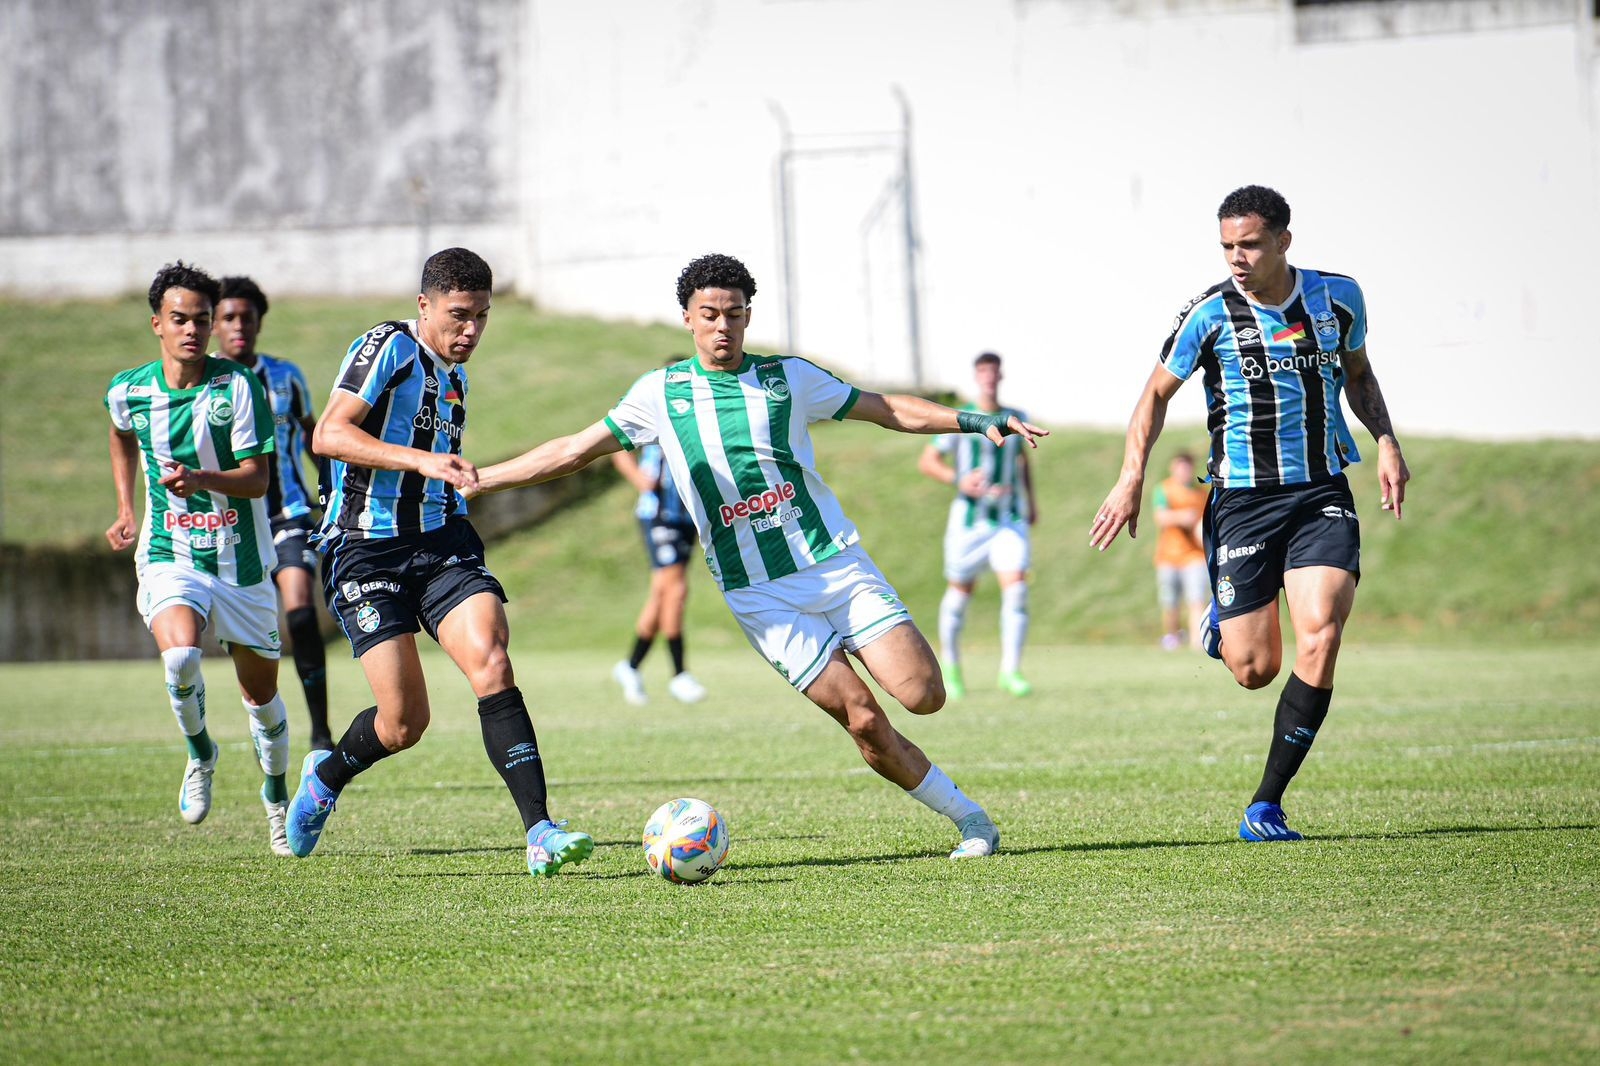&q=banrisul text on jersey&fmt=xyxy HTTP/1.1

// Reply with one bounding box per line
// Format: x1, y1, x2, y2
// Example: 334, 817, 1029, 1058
1160, 267, 1365, 489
